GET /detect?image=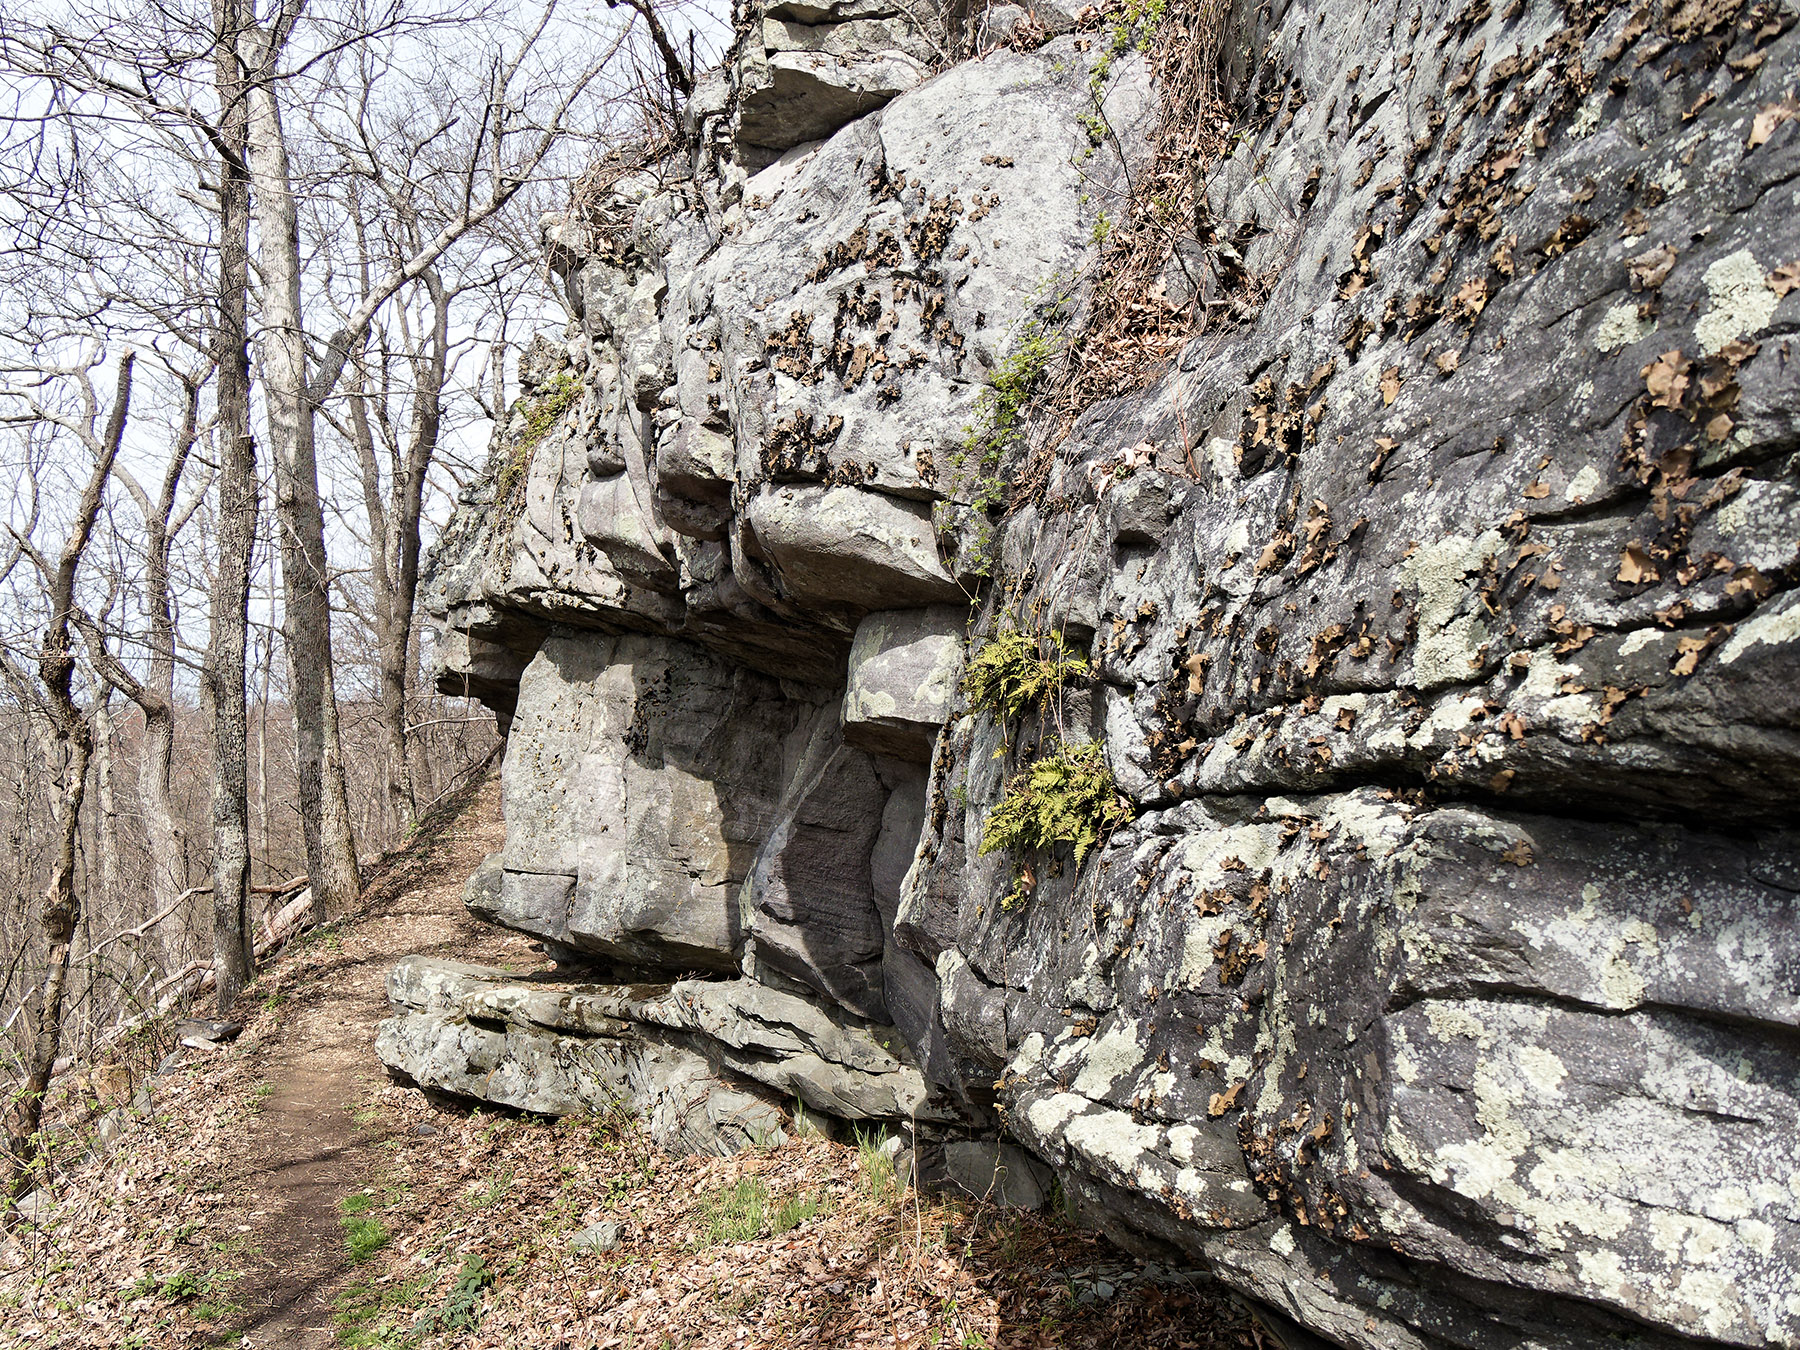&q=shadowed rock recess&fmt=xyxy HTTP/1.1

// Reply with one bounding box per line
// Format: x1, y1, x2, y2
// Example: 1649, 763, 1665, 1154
380, 0, 1800, 1343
